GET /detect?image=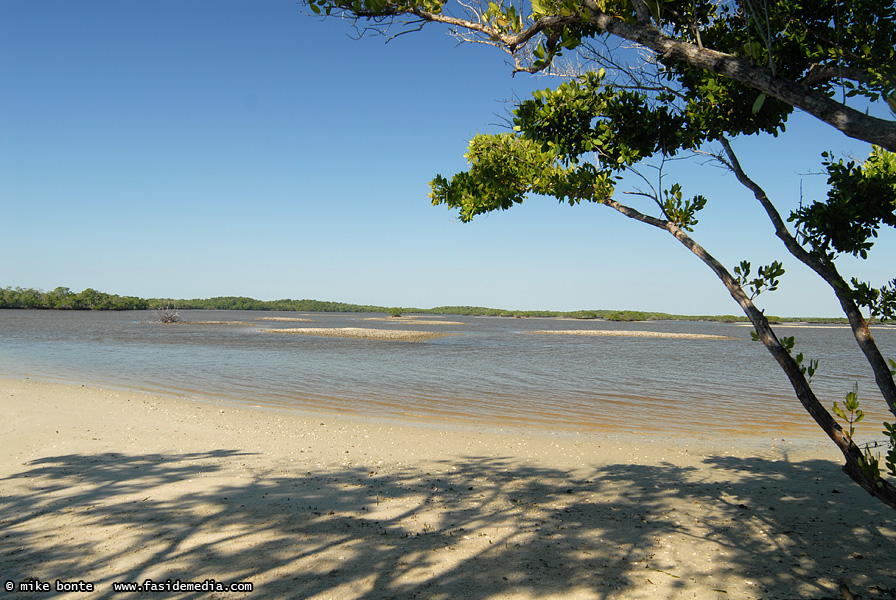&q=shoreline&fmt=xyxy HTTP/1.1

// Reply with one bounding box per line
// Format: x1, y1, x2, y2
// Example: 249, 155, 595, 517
3, 378, 895, 599
4, 370, 837, 442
